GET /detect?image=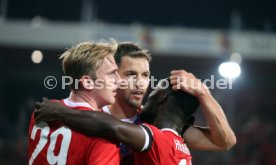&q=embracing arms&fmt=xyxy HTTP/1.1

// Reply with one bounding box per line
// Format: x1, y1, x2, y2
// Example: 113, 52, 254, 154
34, 99, 152, 152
